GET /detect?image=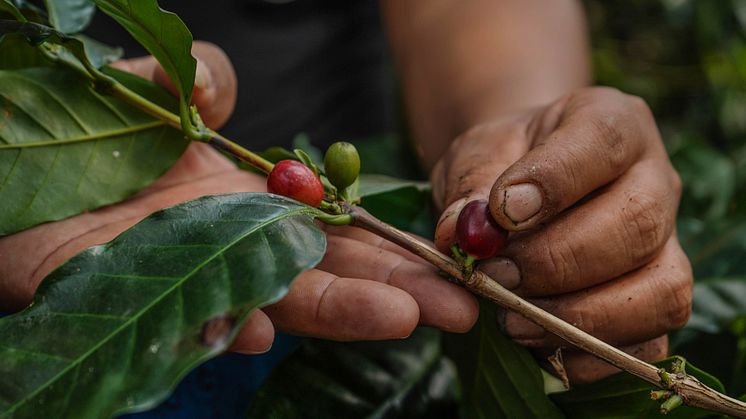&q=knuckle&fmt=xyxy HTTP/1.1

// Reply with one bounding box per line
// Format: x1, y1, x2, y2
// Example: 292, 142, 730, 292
587, 113, 628, 174
619, 192, 666, 261
541, 242, 582, 293
666, 253, 694, 330
670, 169, 683, 200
